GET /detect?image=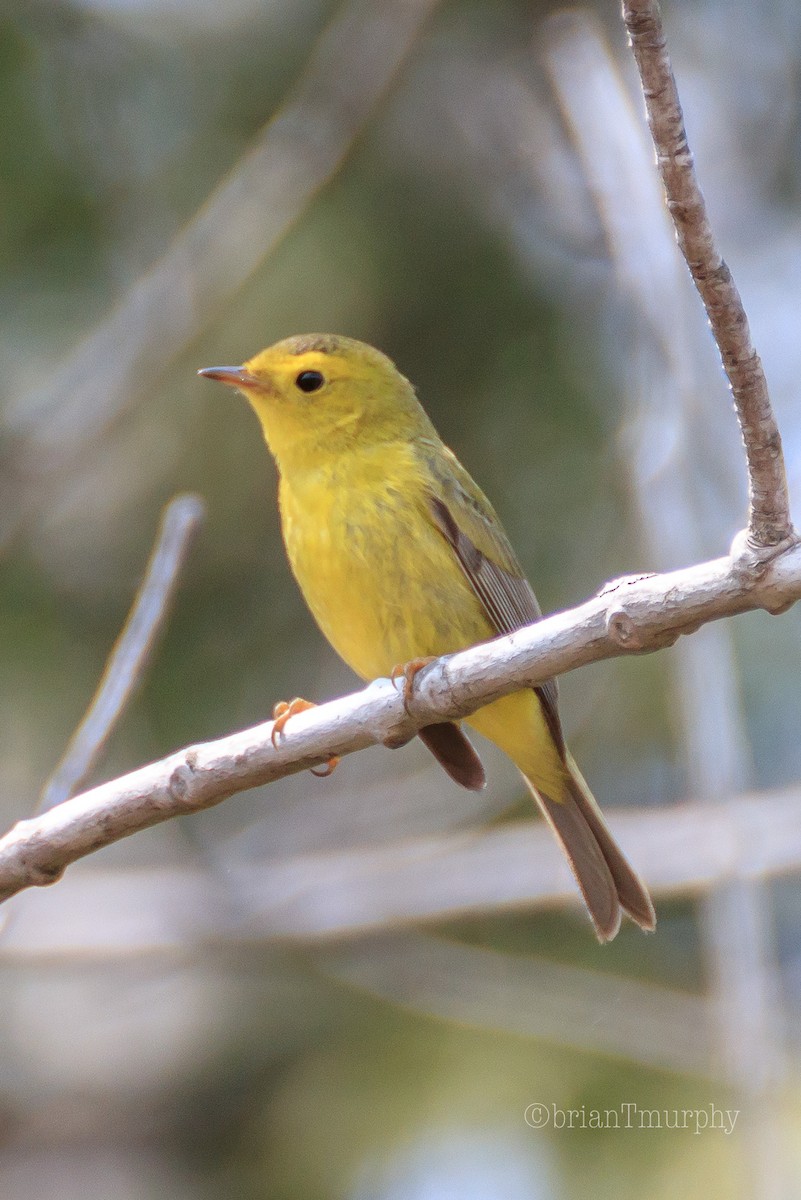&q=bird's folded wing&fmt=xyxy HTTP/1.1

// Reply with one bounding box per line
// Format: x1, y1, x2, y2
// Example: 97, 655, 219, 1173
425, 450, 564, 757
